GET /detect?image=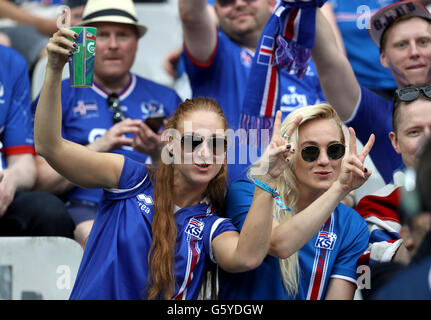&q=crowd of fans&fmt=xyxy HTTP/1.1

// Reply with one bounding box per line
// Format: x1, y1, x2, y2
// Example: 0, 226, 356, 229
1, 0, 431, 300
